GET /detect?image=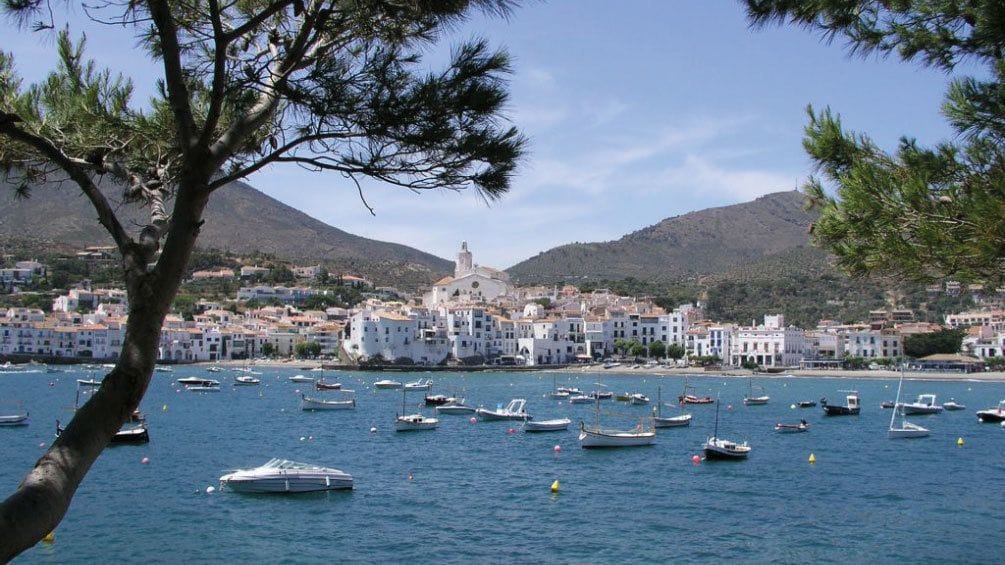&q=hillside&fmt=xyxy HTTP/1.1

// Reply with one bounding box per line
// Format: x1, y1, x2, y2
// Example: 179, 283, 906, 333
507, 190, 815, 284
0, 178, 452, 288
